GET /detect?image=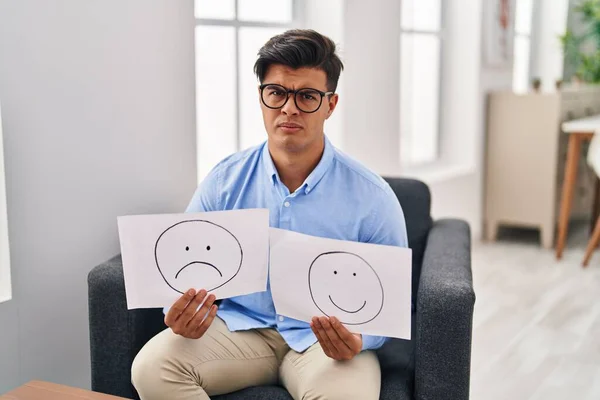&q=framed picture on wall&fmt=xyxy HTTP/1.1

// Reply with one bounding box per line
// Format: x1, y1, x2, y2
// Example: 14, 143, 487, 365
484, 0, 515, 67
